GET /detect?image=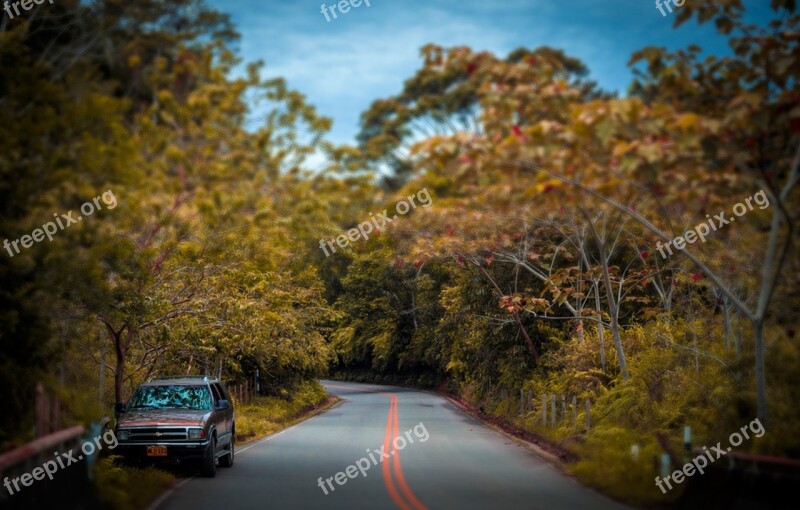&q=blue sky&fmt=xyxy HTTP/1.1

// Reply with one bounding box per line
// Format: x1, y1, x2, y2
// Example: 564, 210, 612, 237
207, 0, 775, 146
